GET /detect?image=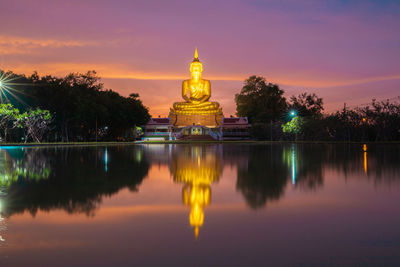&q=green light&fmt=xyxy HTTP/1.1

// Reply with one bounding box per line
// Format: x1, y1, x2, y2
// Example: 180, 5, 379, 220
289, 110, 297, 117
104, 148, 108, 172
292, 144, 296, 185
